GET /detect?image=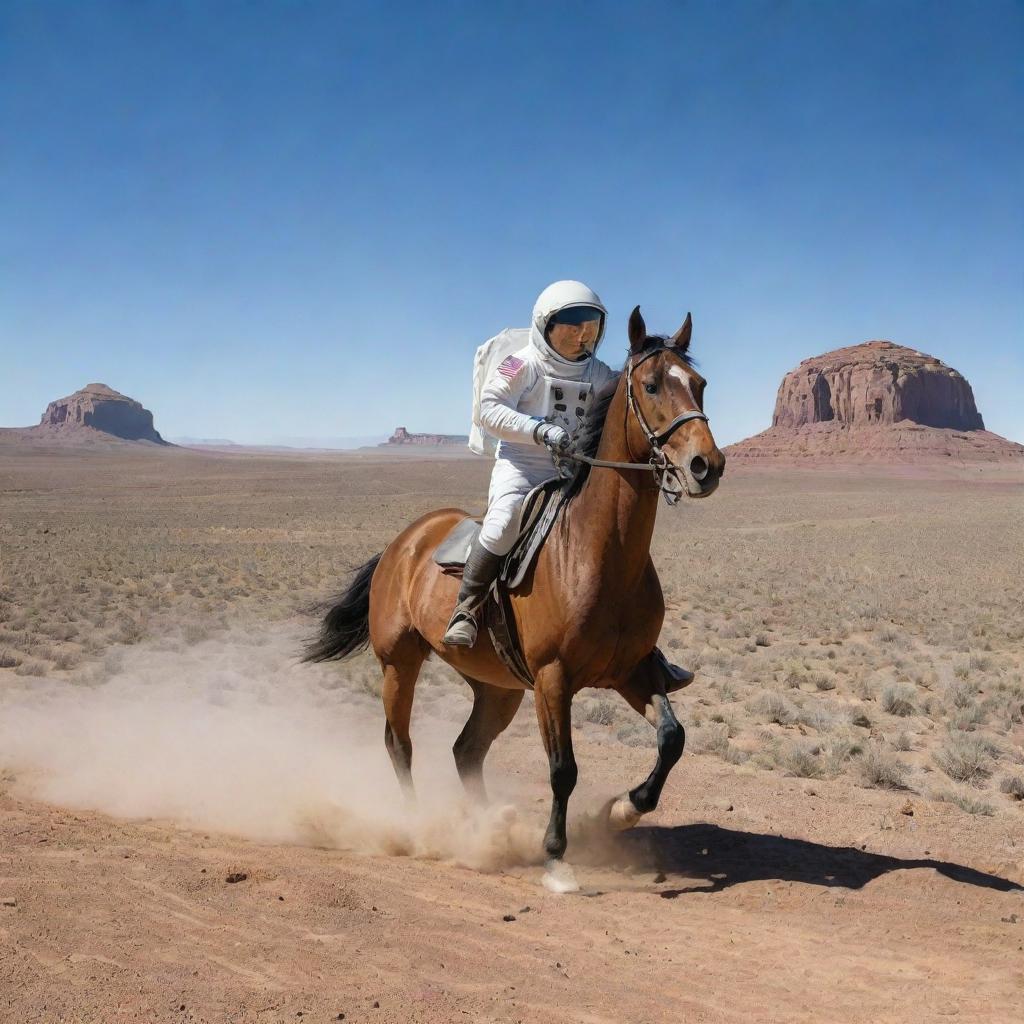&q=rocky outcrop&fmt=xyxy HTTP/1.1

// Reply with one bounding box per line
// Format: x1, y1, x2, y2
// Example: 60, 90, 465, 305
383, 426, 468, 447
729, 342, 1022, 465
772, 341, 983, 430
36, 383, 169, 444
